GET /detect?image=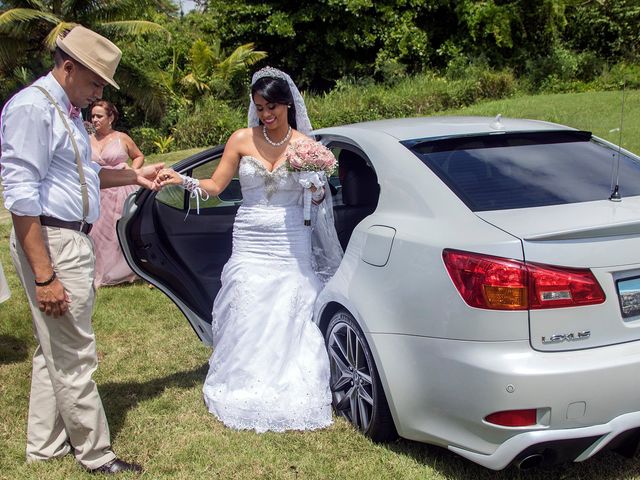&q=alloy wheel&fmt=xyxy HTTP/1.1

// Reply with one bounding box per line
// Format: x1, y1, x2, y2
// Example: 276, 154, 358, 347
327, 312, 375, 432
